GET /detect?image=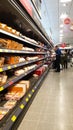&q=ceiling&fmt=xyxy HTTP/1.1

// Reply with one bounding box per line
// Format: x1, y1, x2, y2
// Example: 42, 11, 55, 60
41, 0, 73, 45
